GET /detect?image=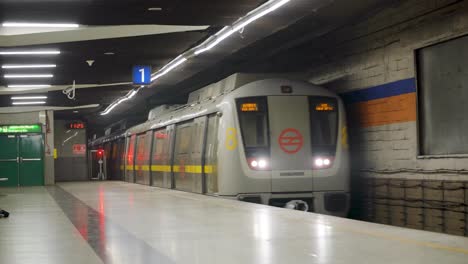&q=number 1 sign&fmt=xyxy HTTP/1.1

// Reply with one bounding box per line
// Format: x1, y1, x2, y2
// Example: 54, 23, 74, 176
133, 65, 152, 85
